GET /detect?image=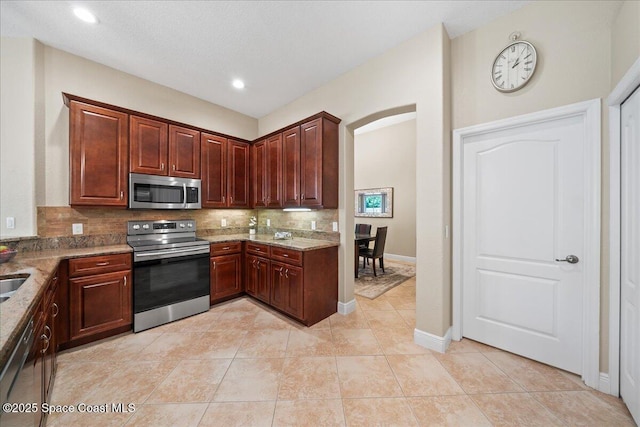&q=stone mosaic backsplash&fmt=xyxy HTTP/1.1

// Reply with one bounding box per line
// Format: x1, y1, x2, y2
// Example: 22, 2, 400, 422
0, 207, 339, 251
